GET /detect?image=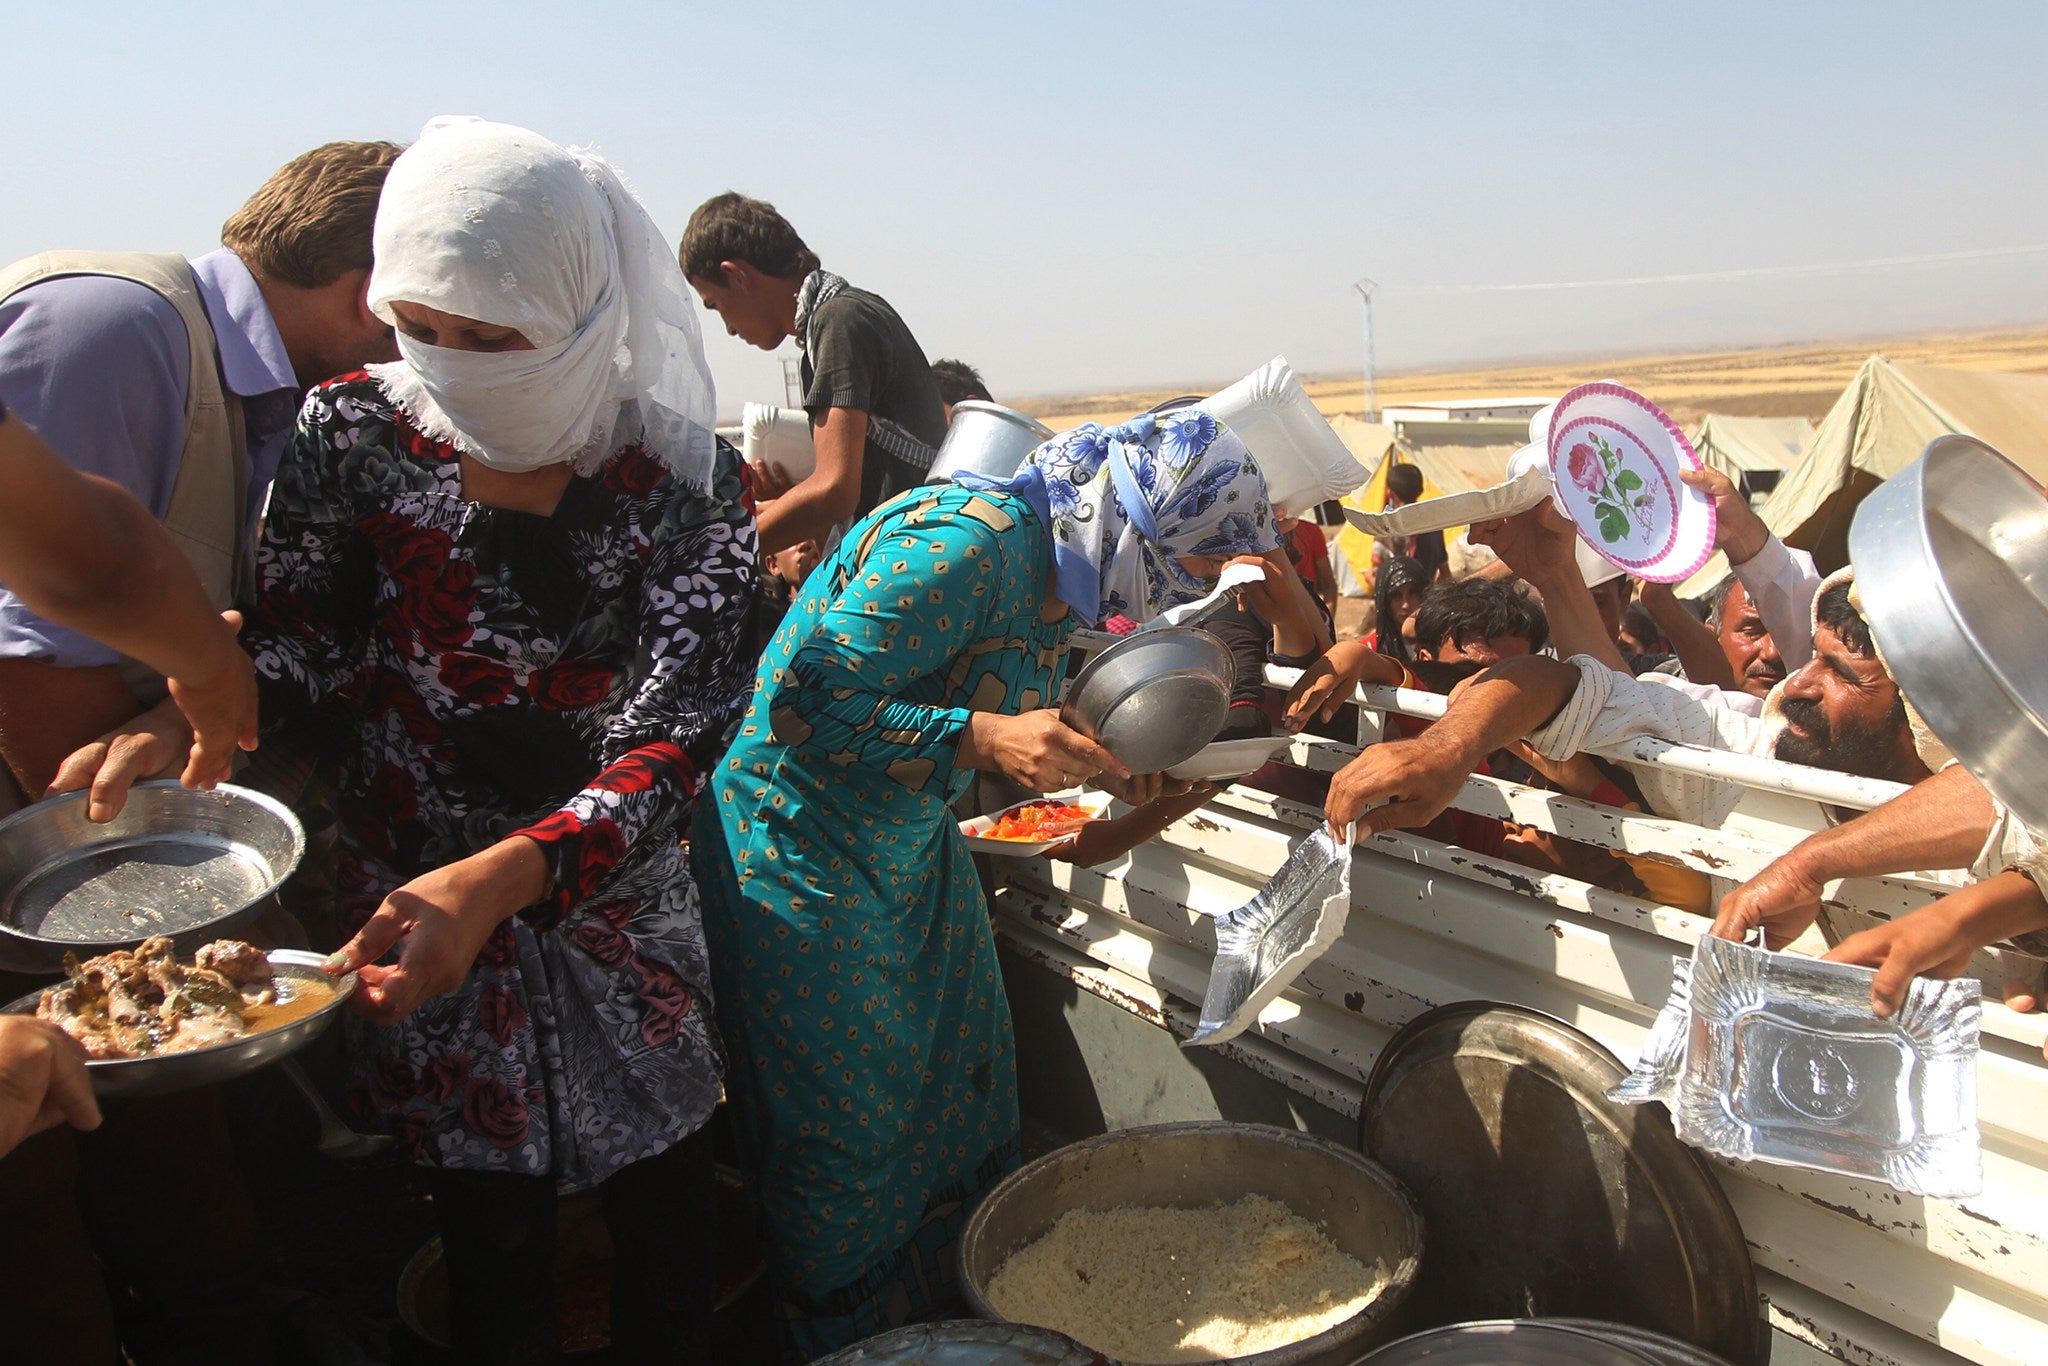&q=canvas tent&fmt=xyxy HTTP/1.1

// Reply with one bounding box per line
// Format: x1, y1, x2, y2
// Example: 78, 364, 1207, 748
1690, 413, 1812, 479
1678, 356, 2048, 596
1325, 412, 1544, 593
